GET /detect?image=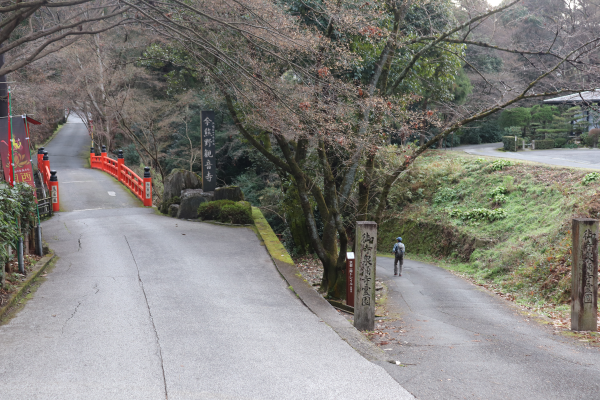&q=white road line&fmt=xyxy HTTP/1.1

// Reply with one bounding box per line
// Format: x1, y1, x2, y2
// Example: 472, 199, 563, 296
108, 191, 116, 196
